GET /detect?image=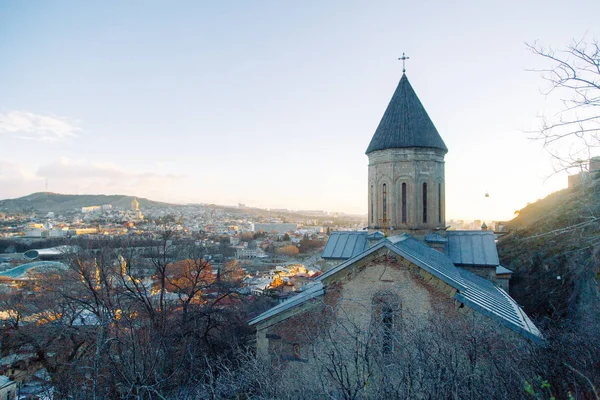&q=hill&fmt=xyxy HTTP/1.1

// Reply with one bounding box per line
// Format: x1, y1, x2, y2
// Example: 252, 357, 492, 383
504, 187, 573, 230
498, 179, 600, 322
0, 192, 176, 214
497, 178, 600, 395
